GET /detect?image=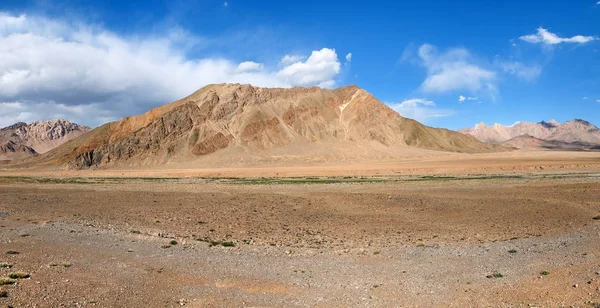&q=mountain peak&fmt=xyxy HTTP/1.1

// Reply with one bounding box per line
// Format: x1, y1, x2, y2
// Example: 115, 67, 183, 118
24, 84, 503, 169
0, 119, 90, 160
539, 120, 559, 129
461, 118, 600, 145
